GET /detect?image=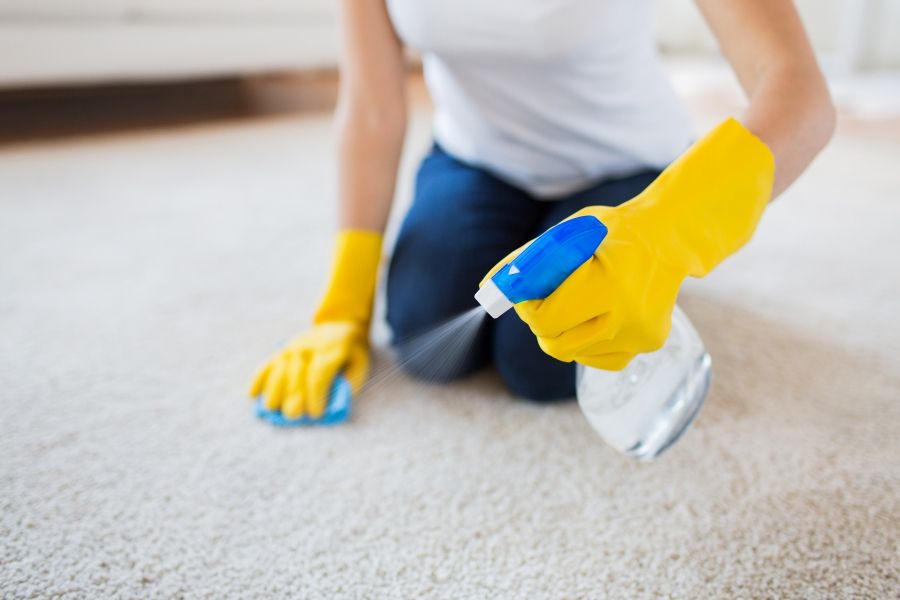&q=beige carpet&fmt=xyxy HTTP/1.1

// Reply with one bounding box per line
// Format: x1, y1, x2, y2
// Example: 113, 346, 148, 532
1, 93, 899, 599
